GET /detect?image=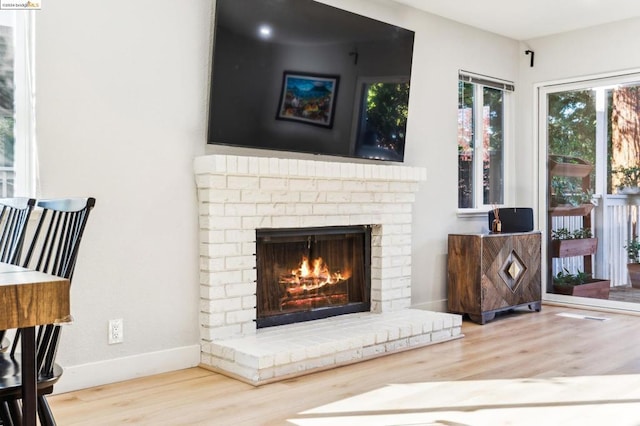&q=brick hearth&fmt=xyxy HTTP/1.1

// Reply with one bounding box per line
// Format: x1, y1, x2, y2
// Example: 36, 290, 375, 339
194, 154, 462, 385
